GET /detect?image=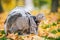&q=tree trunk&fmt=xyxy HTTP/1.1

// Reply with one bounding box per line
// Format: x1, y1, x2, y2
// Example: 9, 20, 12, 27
51, 0, 59, 12
0, 0, 3, 13
25, 0, 34, 12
